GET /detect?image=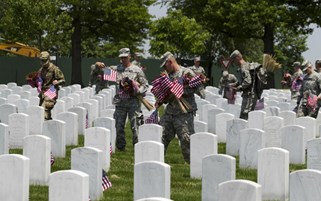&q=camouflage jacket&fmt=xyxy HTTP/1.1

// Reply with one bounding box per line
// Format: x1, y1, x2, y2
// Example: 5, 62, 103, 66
164, 66, 198, 115
38, 62, 65, 91
298, 71, 321, 102
110, 63, 148, 106
237, 62, 261, 95
88, 65, 106, 87
292, 69, 303, 80
219, 74, 238, 93
189, 65, 206, 75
